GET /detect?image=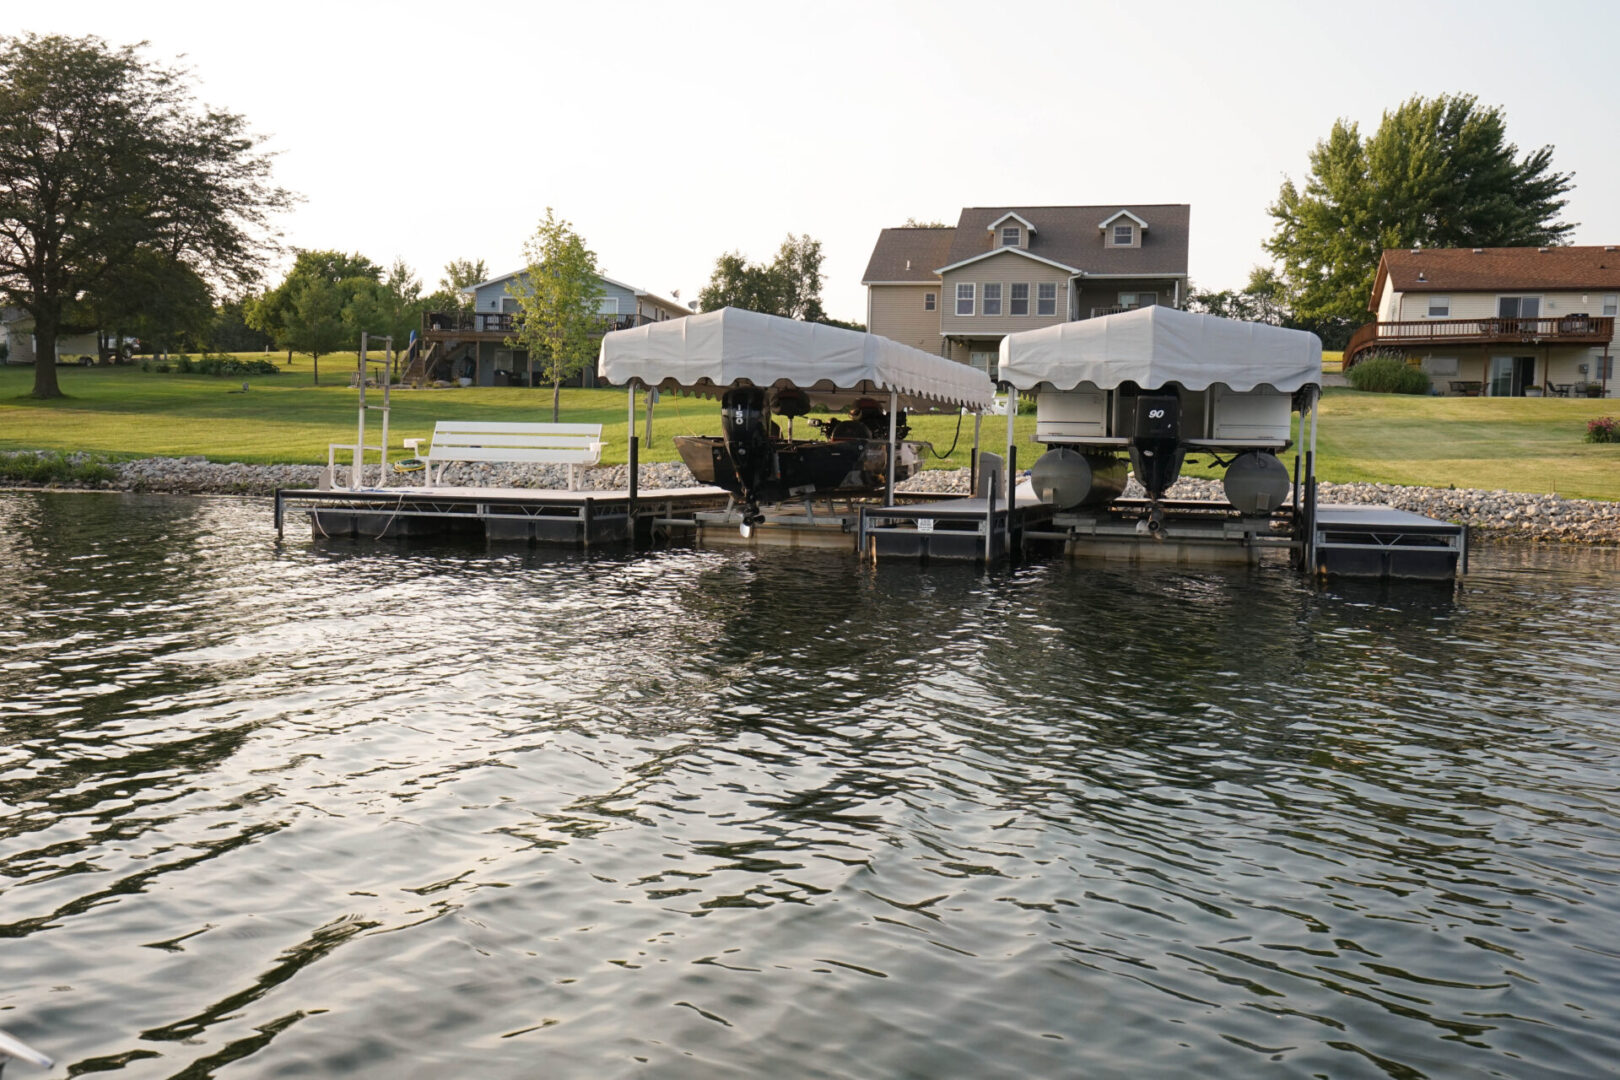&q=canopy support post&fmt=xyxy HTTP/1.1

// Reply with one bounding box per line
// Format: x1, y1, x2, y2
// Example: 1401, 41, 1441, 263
970, 410, 982, 494
885, 389, 898, 507
1004, 387, 1018, 498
